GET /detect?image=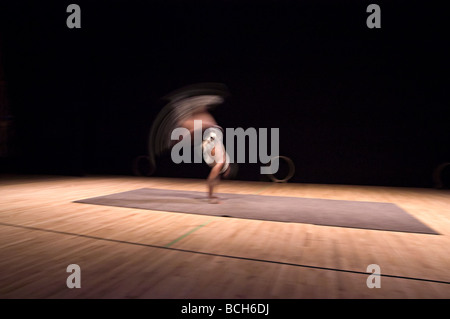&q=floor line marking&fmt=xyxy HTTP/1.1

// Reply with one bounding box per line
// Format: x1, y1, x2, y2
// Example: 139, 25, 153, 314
164, 218, 215, 248
1, 221, 449, 285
